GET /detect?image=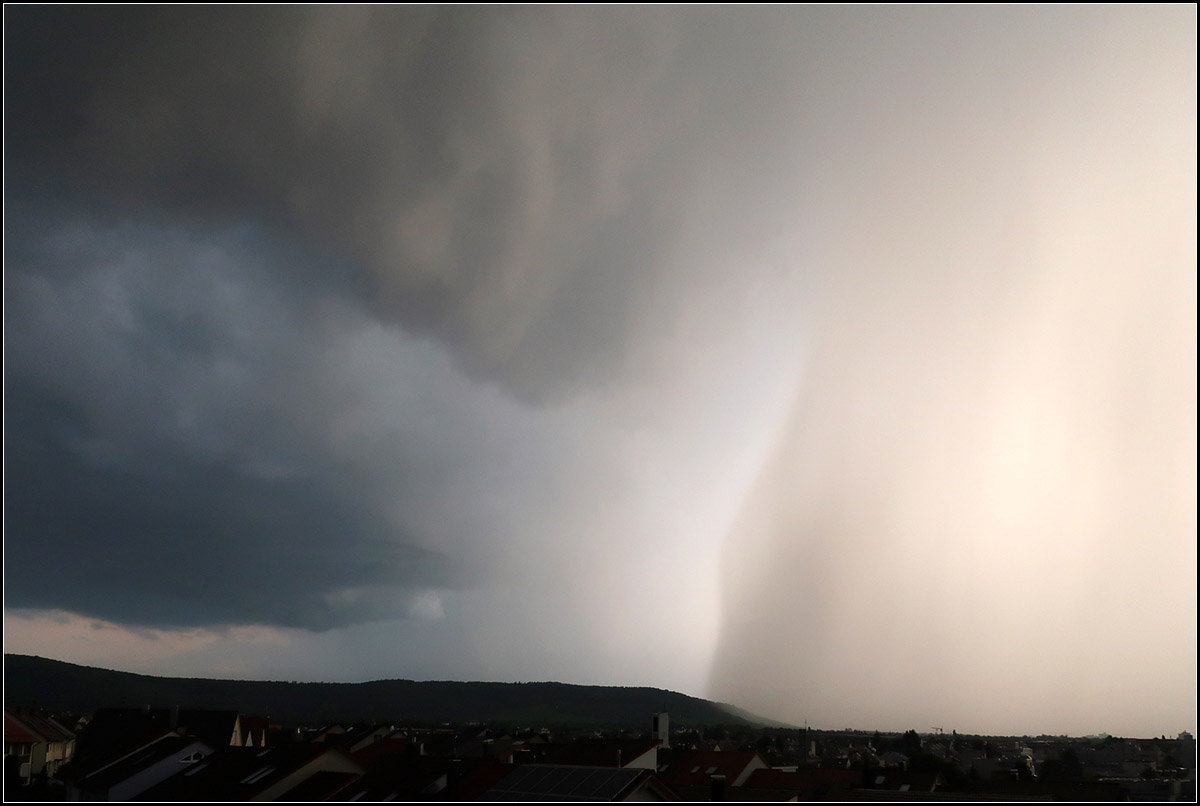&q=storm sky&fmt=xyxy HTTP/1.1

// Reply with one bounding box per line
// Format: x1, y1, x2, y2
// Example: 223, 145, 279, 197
4, 7, 1195, 738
